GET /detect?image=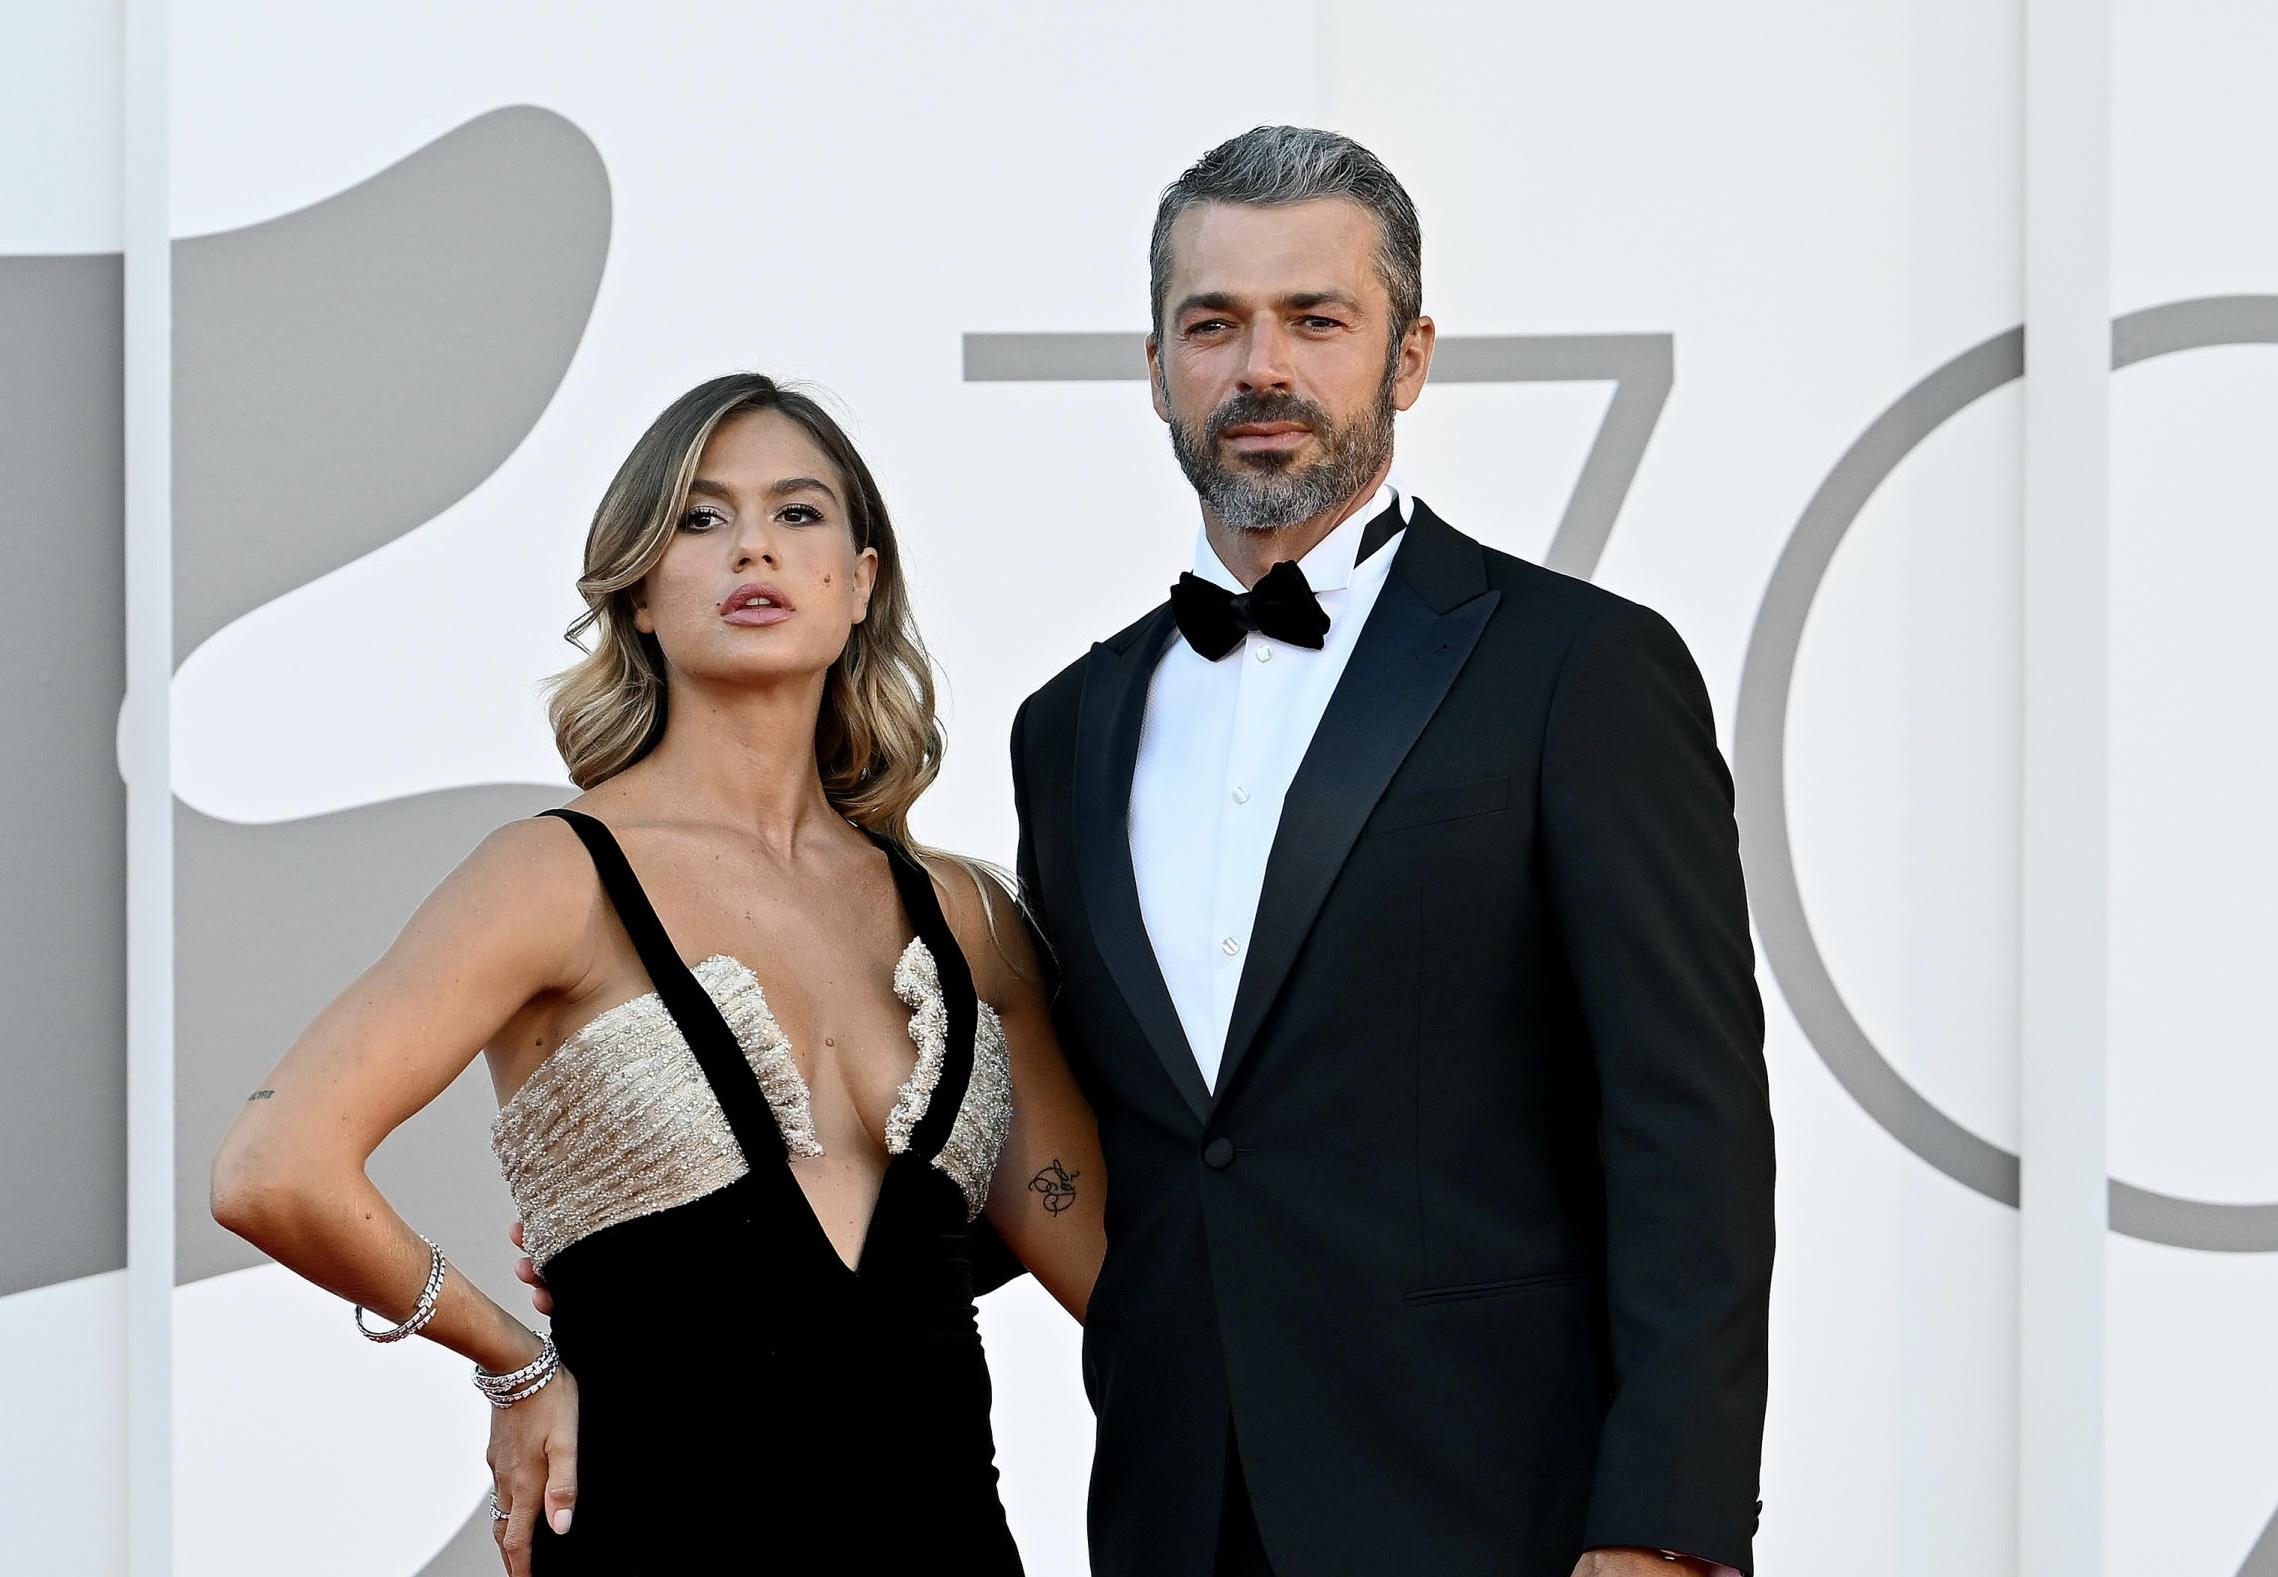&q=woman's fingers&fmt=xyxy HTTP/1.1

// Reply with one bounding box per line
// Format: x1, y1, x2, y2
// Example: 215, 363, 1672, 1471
527, 1268, 552, 1317
510, 1253, 552, 1316
543, 1434, 578, 1536
498, 1468, 546, 1577
487, 1479, 514, 1573
508, 1221, 554, 1316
